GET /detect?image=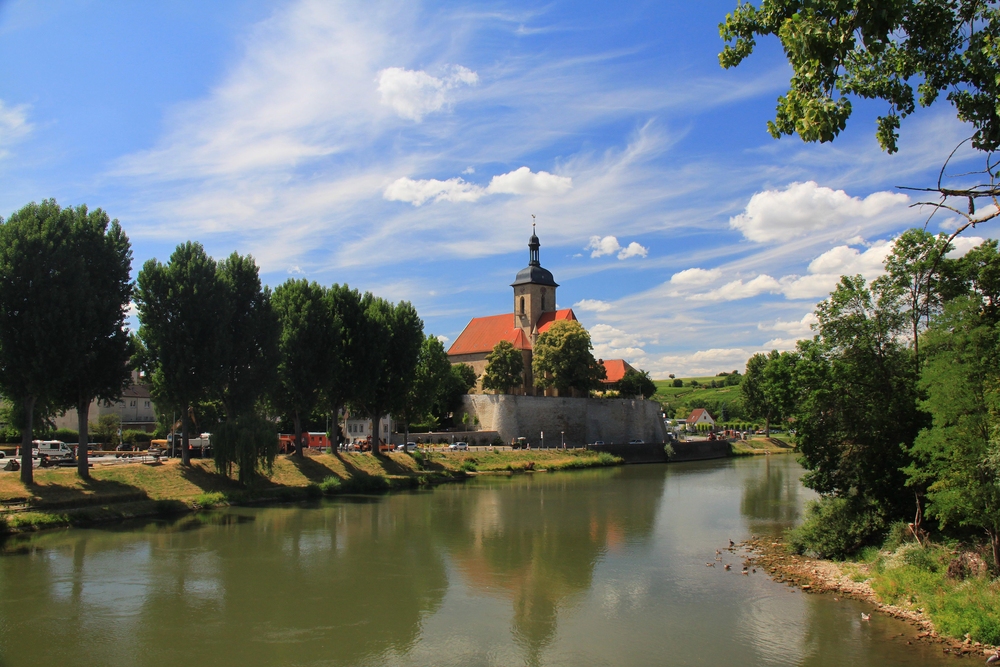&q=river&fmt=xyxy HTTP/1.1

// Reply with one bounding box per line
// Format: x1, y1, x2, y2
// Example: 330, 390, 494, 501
0, 456, 960, 666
